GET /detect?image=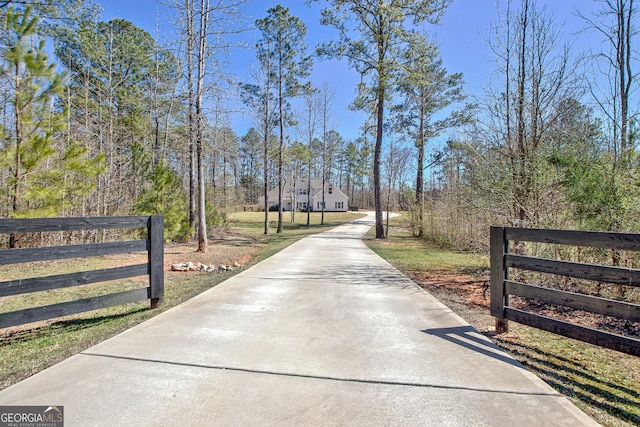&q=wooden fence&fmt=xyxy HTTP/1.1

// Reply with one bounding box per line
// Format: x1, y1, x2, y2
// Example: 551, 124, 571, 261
490, 226, 640, 356
0, 216, 164, 329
